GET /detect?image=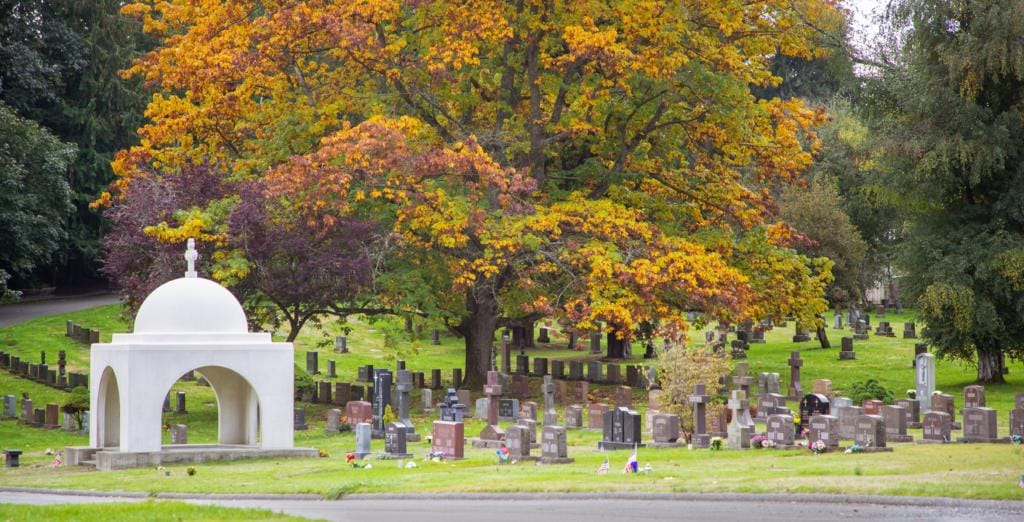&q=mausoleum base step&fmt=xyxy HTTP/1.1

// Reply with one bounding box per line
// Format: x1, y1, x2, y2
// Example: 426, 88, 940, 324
64, 445, 318, 471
